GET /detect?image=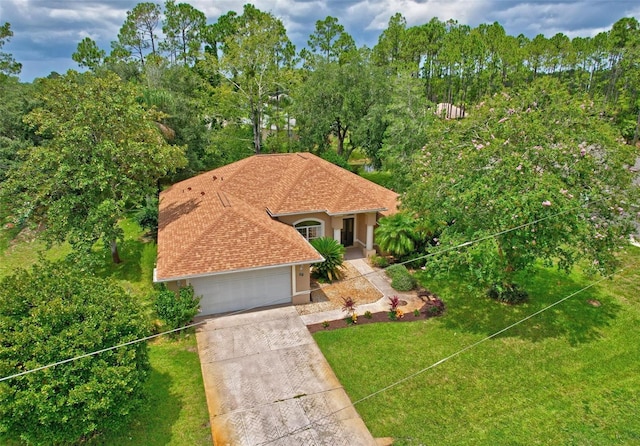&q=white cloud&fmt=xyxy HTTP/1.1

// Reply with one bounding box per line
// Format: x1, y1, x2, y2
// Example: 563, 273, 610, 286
359, 0, 491, 32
